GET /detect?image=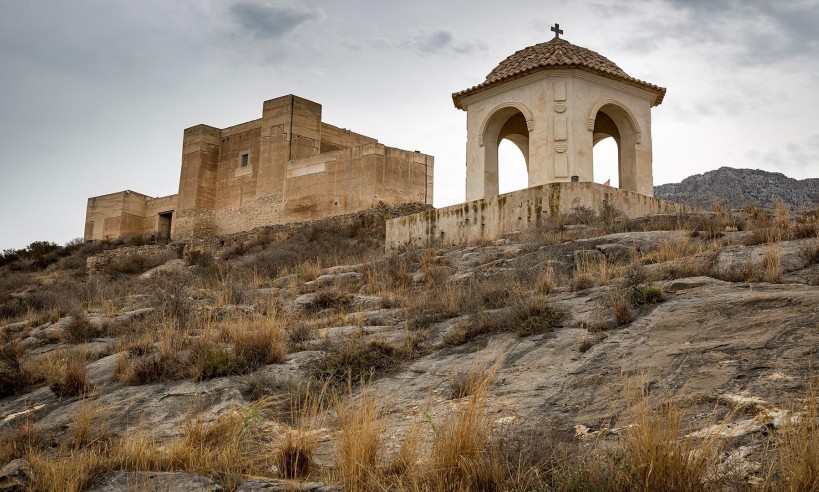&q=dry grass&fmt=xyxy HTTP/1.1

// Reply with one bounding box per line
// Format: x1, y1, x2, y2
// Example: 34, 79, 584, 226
48, 352, 90, 397
333, 386, 386, 491
641, 239, 705, 265
274, 382, 329, 479
767, 378, 819, 490
764, 240, 783, 283
427, 363, 501, 491
572, 255, 620, 291
222, 315, 287, 368
614, 395, 721, 491
26, 401, 270, 492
